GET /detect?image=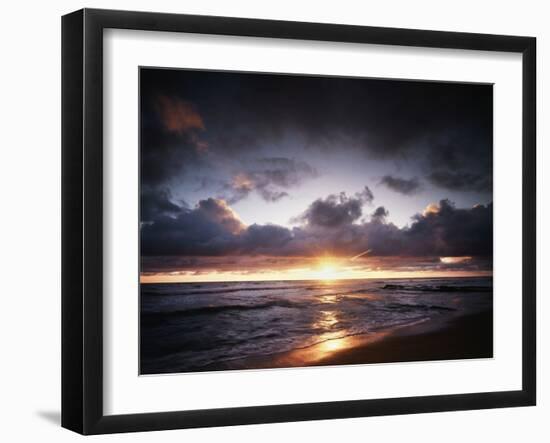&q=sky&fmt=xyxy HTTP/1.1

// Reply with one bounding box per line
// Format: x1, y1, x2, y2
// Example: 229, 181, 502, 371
139, 68, 493, 283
